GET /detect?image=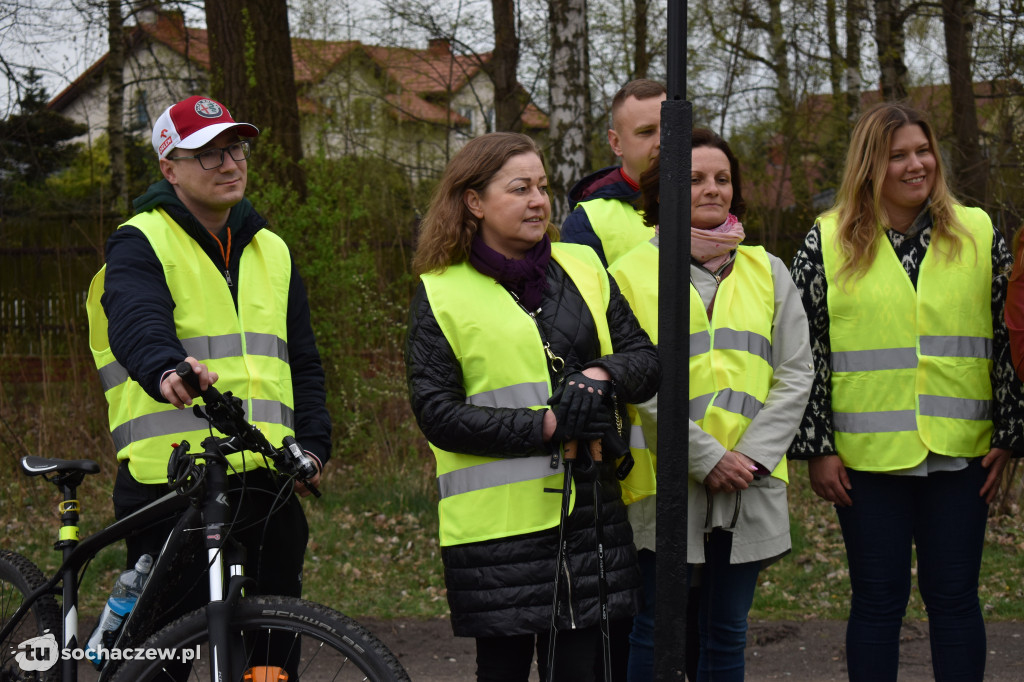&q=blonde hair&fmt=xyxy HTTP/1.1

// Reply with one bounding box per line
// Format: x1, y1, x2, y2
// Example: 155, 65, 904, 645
829, 102, 970, 285
412, 133, 557, 275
